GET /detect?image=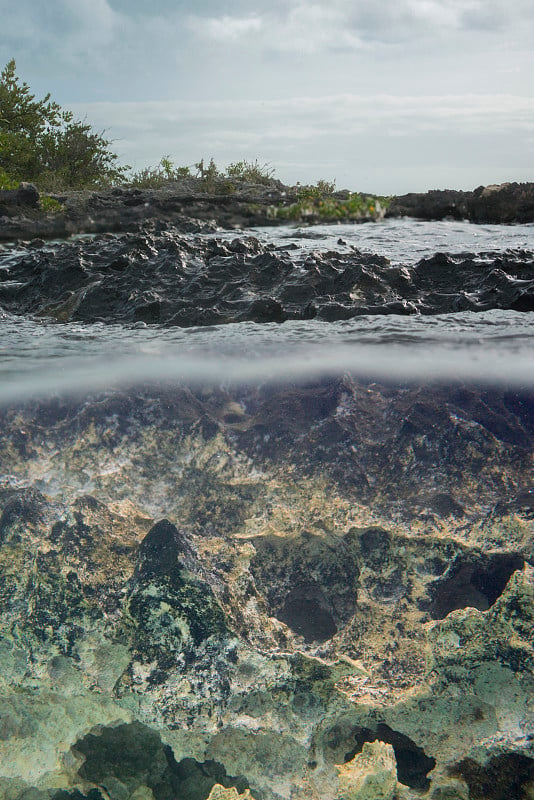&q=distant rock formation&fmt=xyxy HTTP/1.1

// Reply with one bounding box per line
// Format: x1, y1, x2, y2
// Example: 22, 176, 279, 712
387, 181, 534, 224
1, 180, 533, 242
